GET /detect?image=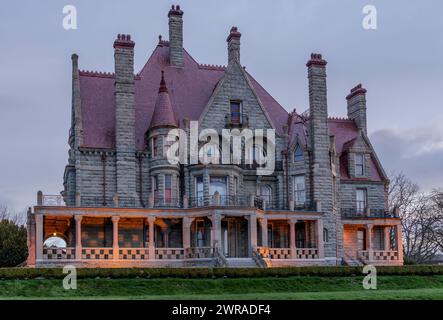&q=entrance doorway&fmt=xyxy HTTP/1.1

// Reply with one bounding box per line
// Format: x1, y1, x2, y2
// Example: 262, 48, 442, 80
221, 217, 248, 257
